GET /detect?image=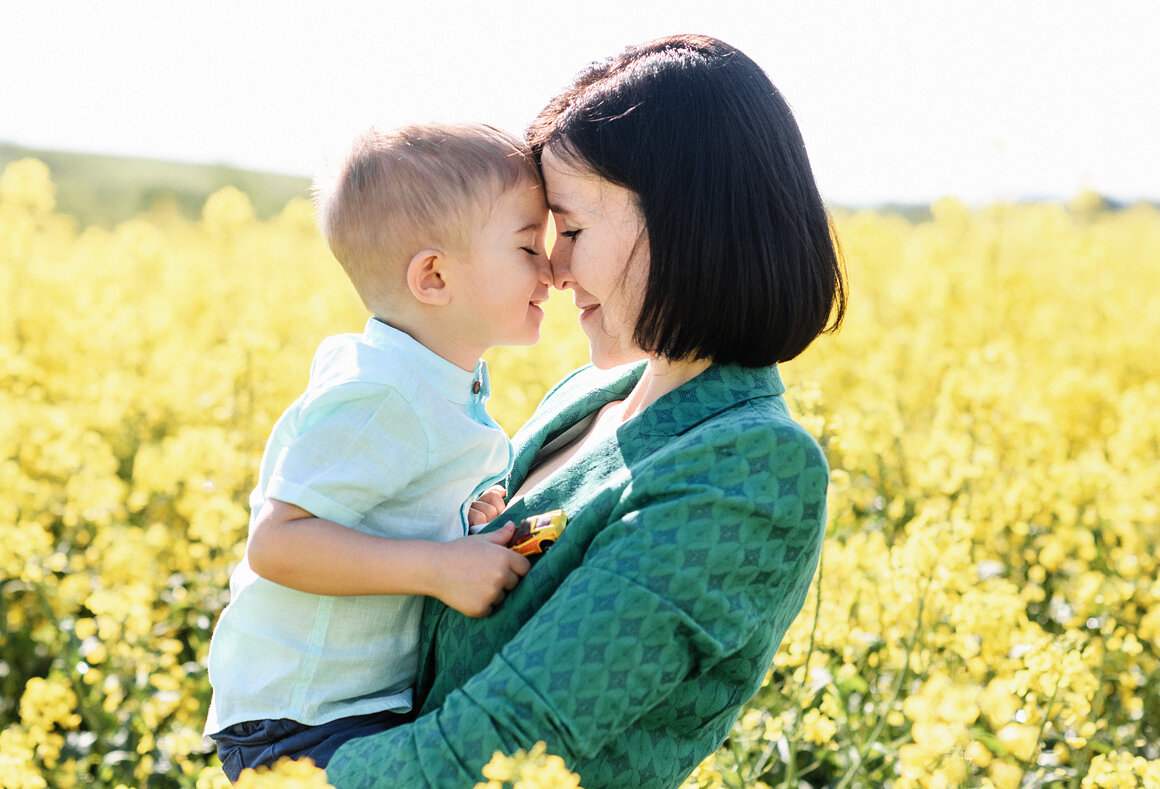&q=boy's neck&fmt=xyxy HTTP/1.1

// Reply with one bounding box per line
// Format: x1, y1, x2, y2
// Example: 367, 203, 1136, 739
374, 315, 483, 373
